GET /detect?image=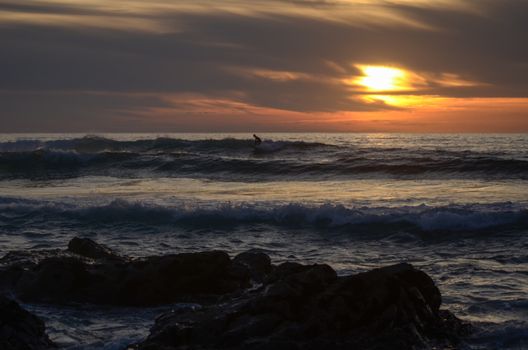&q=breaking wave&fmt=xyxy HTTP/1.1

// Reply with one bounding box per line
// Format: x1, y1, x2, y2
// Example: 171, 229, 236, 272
1, 197, 527, 233
1, 135, 528, 180
1, 151, 528, 181
0, 136, 332, 154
